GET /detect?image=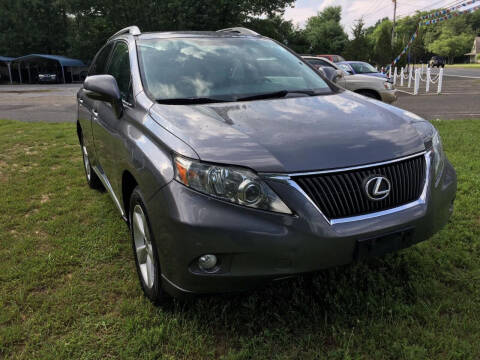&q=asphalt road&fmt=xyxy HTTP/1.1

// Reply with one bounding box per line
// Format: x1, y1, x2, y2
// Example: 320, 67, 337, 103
395, 68, 480, 120
0, 84, 81, 123
444, 67, 480, 78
